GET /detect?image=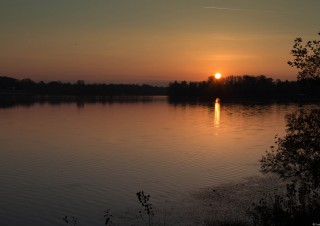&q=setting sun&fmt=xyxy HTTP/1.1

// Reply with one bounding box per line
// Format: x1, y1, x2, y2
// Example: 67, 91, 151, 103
215, 73, 222, 79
